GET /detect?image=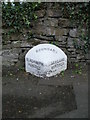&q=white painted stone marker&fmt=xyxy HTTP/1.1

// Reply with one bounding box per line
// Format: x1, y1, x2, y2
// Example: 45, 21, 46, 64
25, 44, 67, 77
